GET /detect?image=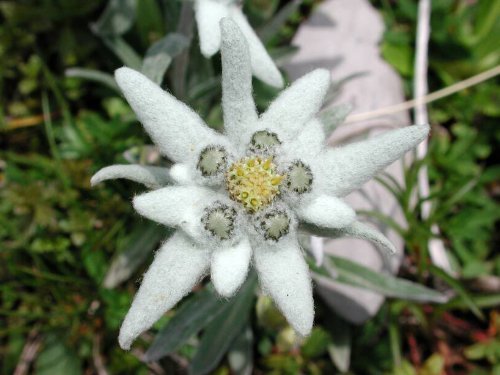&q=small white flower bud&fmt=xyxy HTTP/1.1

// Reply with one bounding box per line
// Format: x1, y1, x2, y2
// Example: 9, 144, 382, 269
201, 202, 237, 240
197, 146, 228, 177
284, 160, 313, 194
